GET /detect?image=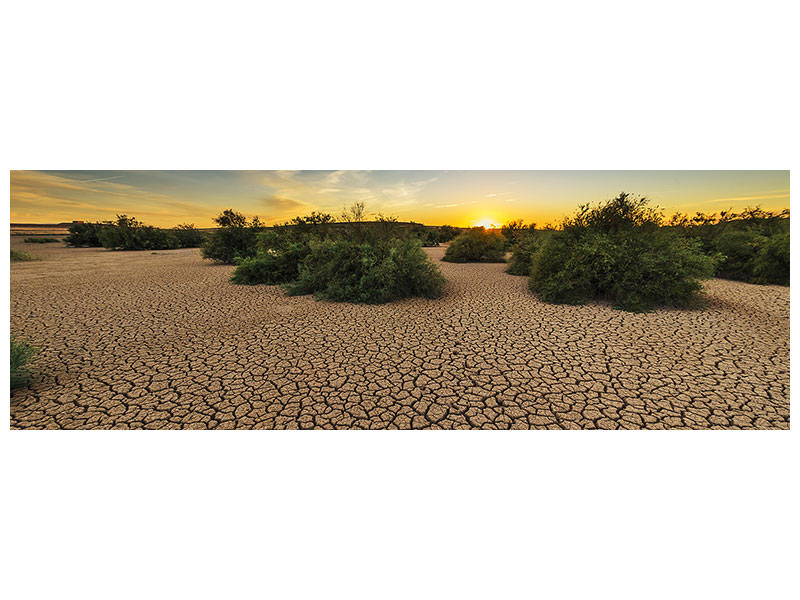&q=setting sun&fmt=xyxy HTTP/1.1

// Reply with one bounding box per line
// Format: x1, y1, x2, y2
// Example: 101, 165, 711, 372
472, 218, 499, 229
